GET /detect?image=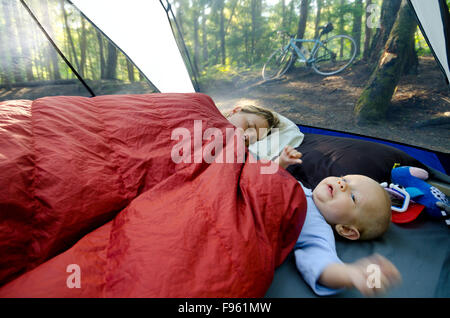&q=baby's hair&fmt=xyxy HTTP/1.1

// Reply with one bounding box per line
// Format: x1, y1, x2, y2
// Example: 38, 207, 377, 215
222, 105, 280, 133
358, 185, 392, 240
